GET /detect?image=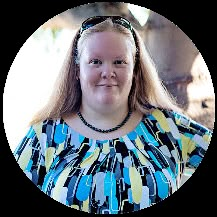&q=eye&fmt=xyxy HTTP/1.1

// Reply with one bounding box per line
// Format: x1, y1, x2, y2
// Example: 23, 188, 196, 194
90, 59, 102, 65
114, 60, 126, 64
